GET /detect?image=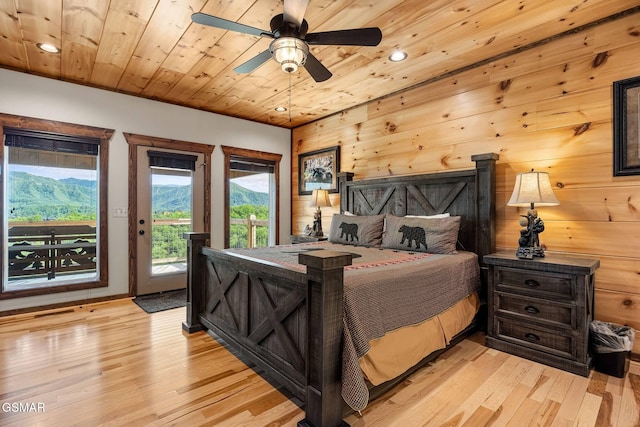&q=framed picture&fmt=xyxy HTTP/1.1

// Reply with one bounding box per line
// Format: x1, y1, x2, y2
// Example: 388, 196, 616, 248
298, 146, 340, 195
613, 76, 640, 176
